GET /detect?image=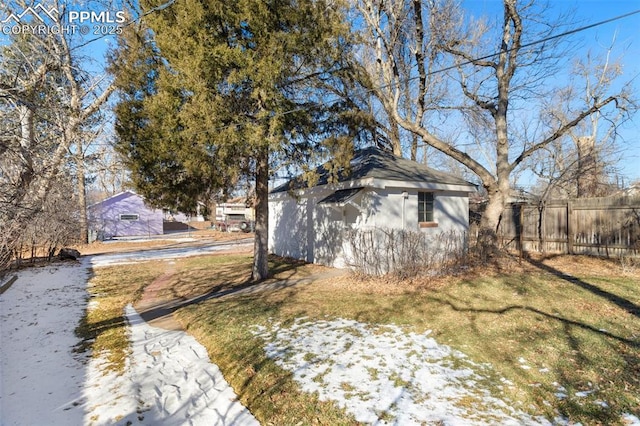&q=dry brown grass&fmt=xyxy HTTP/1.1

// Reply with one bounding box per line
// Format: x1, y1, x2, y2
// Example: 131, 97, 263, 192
77, 249, 639, 424
159, 254, 253, 300
330, 254, 640, 296
152, 254, 332, 301
172, 253, 639, 425
535, 253, 639, 278
75, 262, 165, 371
